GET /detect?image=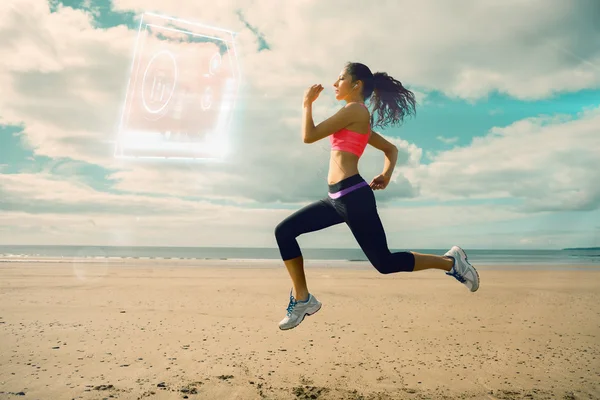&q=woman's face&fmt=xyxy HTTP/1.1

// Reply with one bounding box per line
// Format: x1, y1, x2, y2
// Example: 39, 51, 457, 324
333, 69, 358, 101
